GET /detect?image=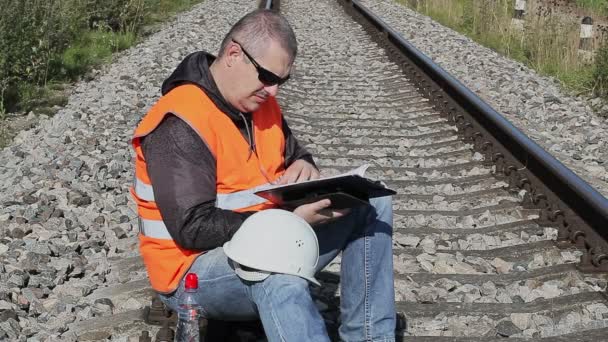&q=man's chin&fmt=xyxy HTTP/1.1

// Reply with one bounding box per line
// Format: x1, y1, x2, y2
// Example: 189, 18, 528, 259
244, 100, 262, 112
